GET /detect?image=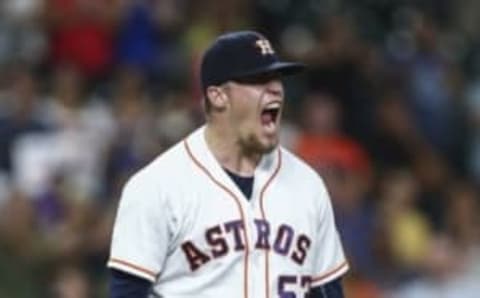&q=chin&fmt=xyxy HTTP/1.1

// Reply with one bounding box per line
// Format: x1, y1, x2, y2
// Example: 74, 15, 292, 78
242, 132, 279, 154
258, 139, 279, 154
